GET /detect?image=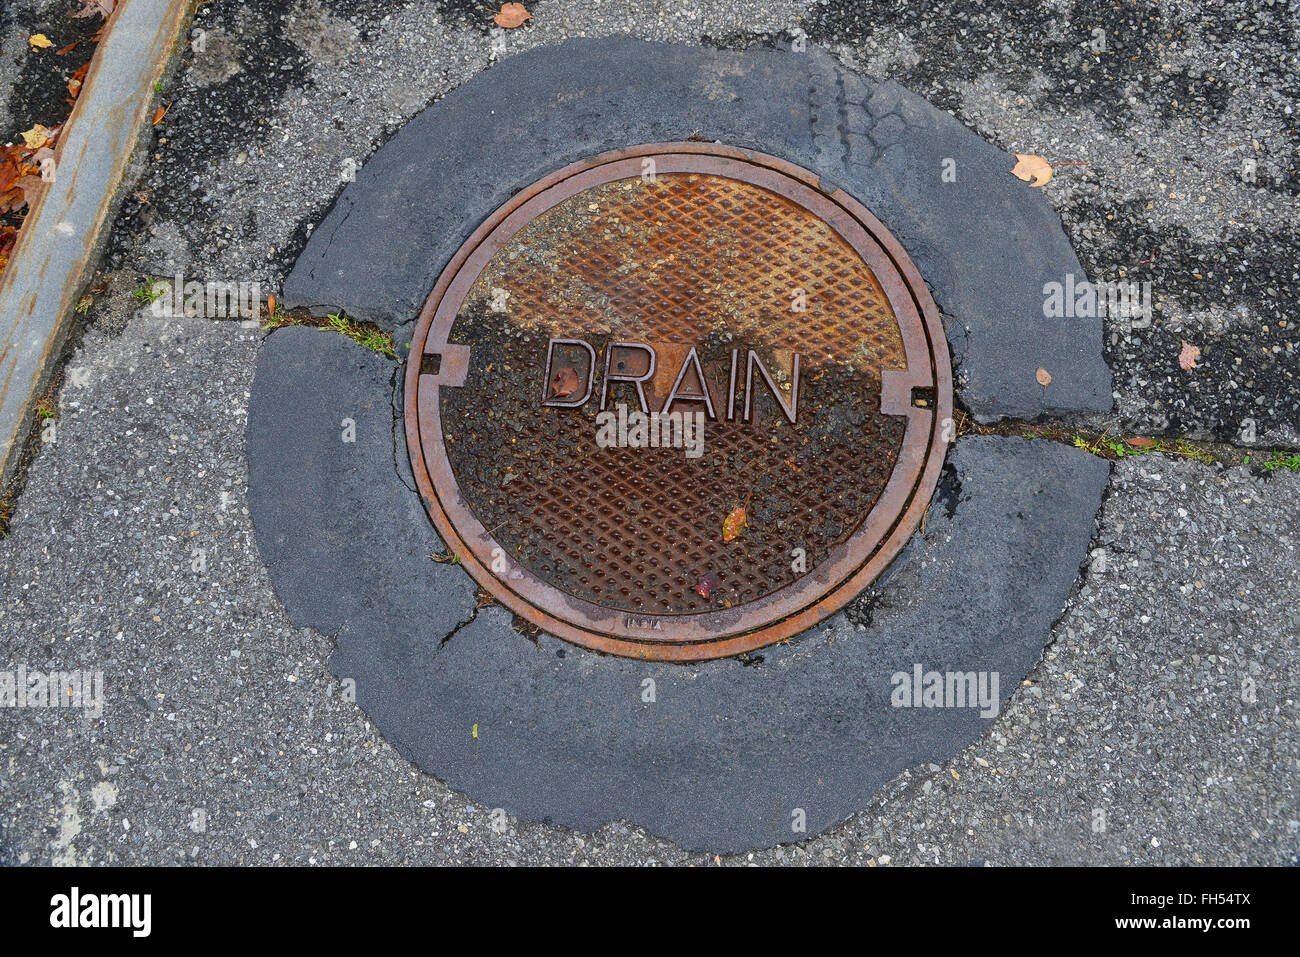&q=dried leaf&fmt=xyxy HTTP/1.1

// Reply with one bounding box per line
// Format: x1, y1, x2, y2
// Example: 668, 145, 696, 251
0, 188, 24, 216
152, 102, 171, 126
0, 158, 20, 196
14, 175, 44, 207
20, 124, 52, 149
0, 226, 17, 274
1125, 436, 1156, 448
549, 365, 579, 398
722, 505, 748, 542
695, 573, 721, 598
68, 63, 89, 100
1179, 340, 1201, 370
1035, 367, 1052, 387
73, 0, 116, 18
55, 41, 79, 56
267, 294, 276, 317
1011, 153, 1053, 187
494, 3, 532, 28
29, 34, 54, 50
